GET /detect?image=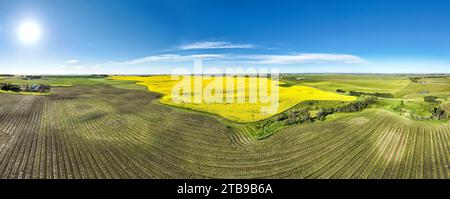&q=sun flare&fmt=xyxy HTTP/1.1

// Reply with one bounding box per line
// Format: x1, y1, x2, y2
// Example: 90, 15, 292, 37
18, 21, 42, 43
